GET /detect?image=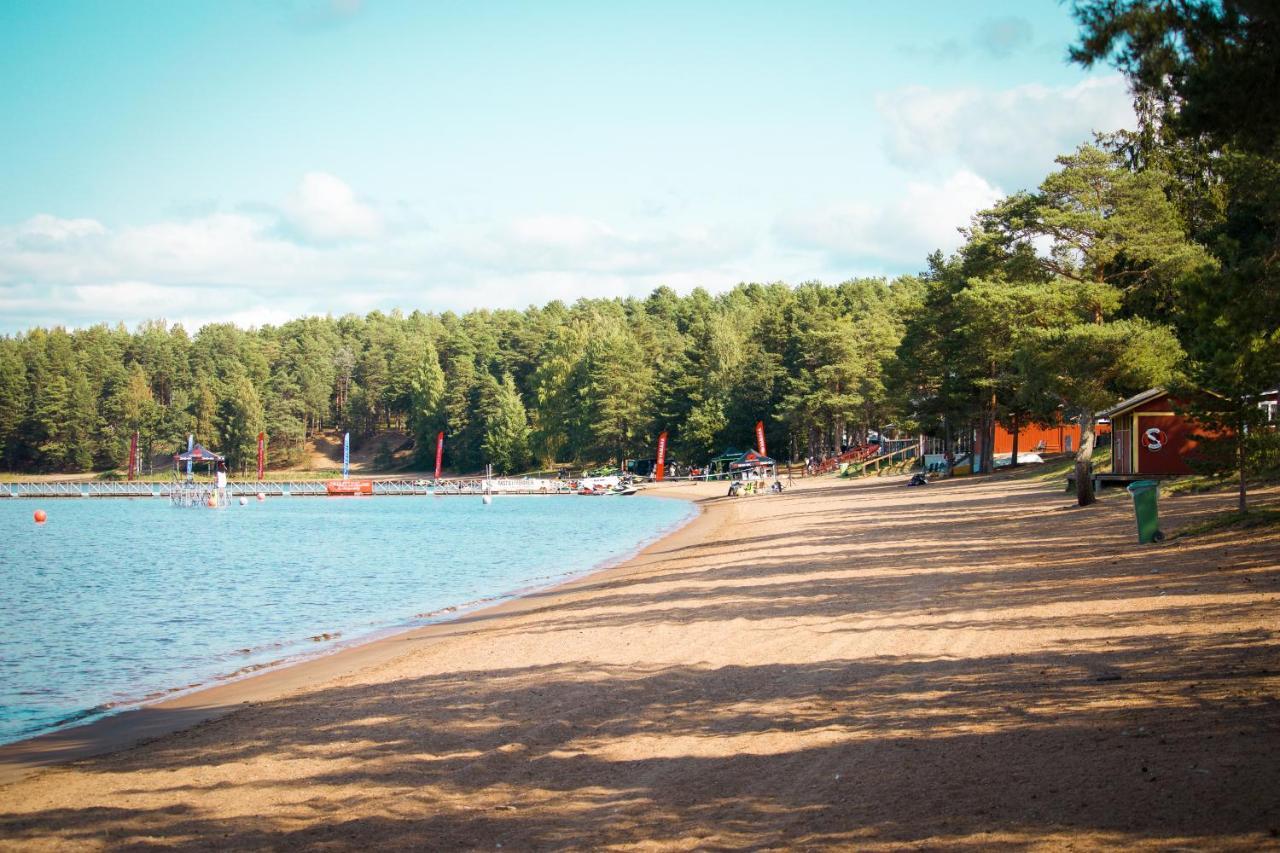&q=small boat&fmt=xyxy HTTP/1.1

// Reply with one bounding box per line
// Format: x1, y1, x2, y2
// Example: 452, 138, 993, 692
325, 479, 373, 496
